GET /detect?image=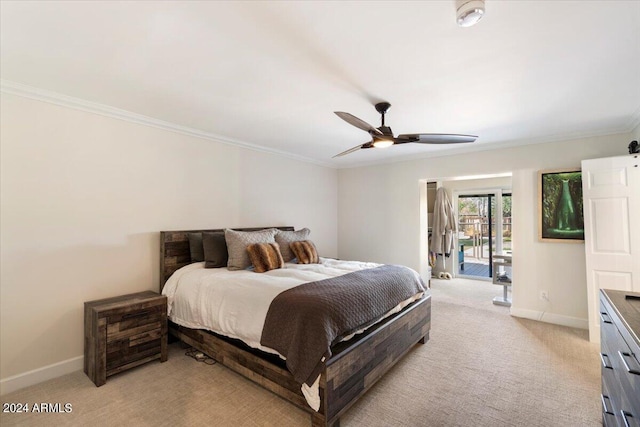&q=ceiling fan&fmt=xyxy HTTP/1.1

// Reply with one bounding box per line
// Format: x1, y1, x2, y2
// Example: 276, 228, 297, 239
333, 102, 478, 158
